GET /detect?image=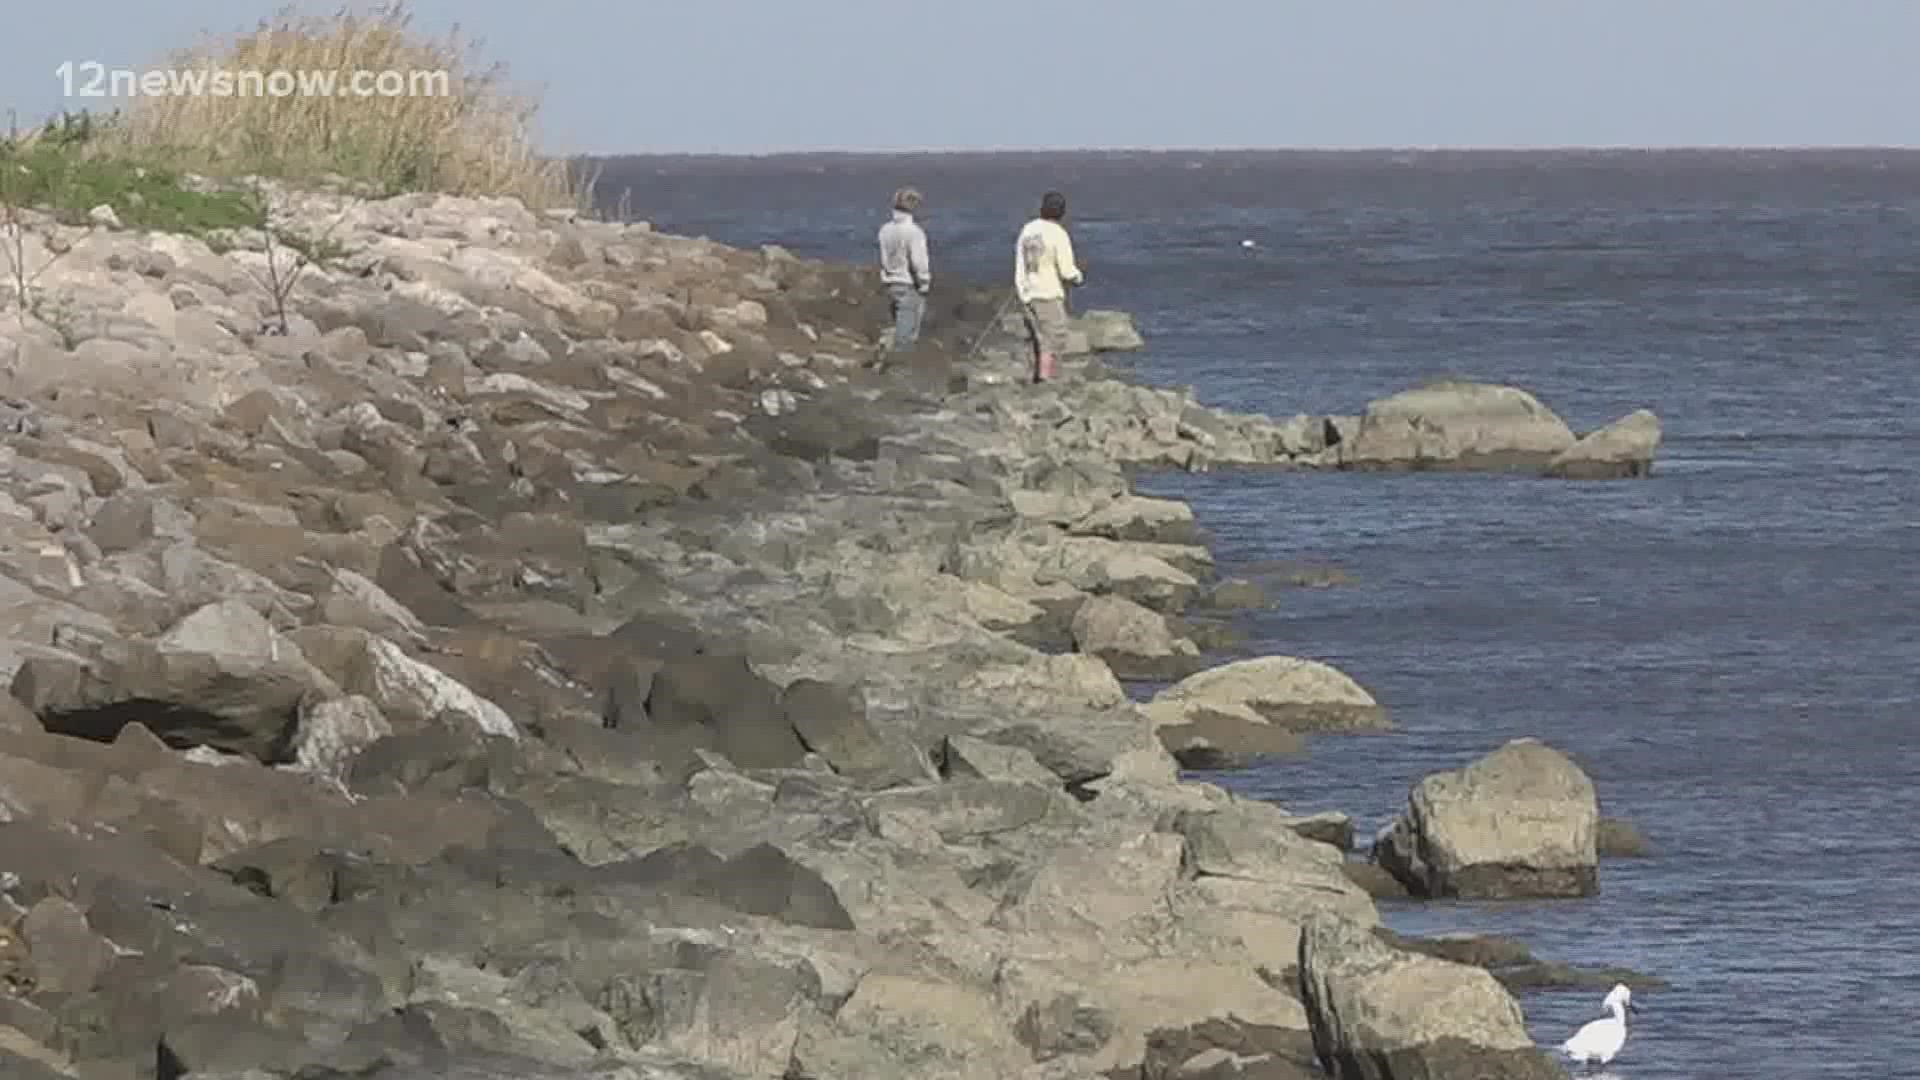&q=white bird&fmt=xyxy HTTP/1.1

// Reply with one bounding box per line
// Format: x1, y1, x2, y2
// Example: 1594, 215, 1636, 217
1562, 983, 1639, 1068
